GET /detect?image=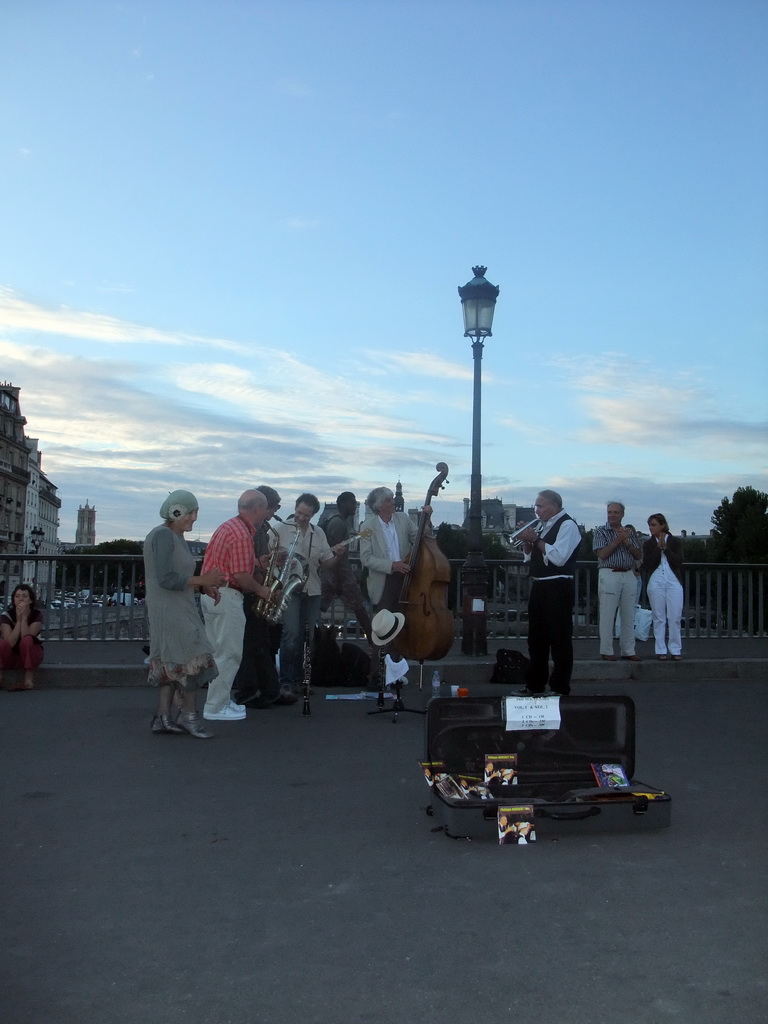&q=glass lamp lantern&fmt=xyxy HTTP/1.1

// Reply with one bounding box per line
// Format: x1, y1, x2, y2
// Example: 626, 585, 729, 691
458, 266, 500, 339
